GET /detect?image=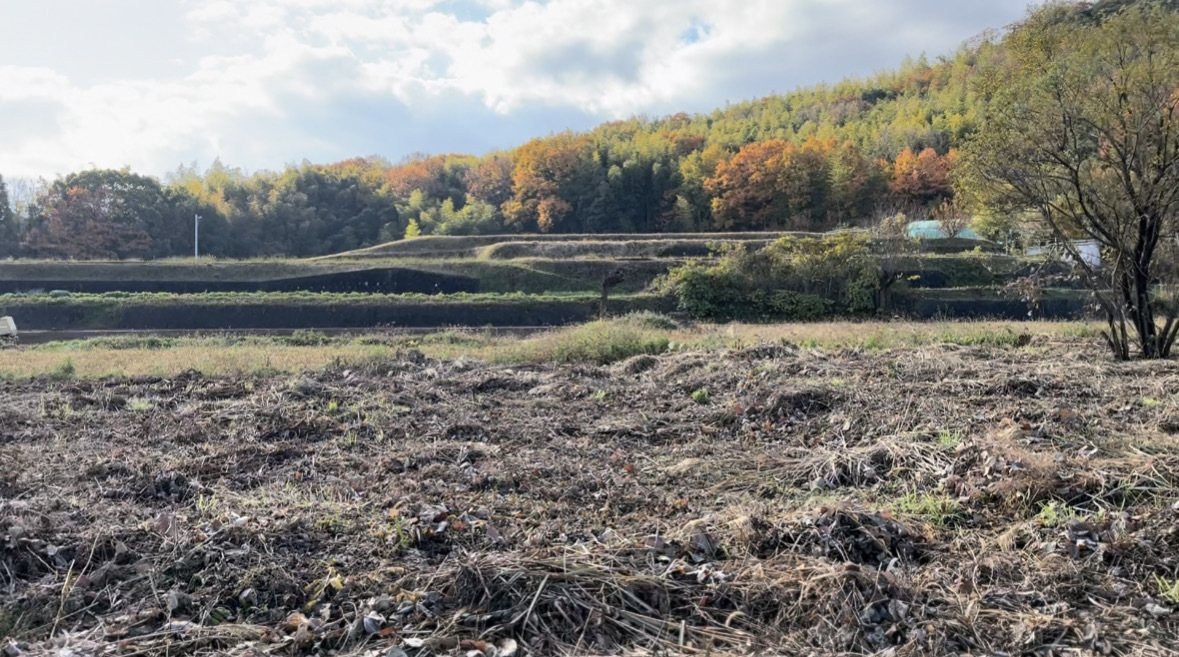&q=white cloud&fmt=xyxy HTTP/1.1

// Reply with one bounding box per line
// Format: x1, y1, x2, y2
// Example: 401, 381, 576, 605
0, 0, 1033, 179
